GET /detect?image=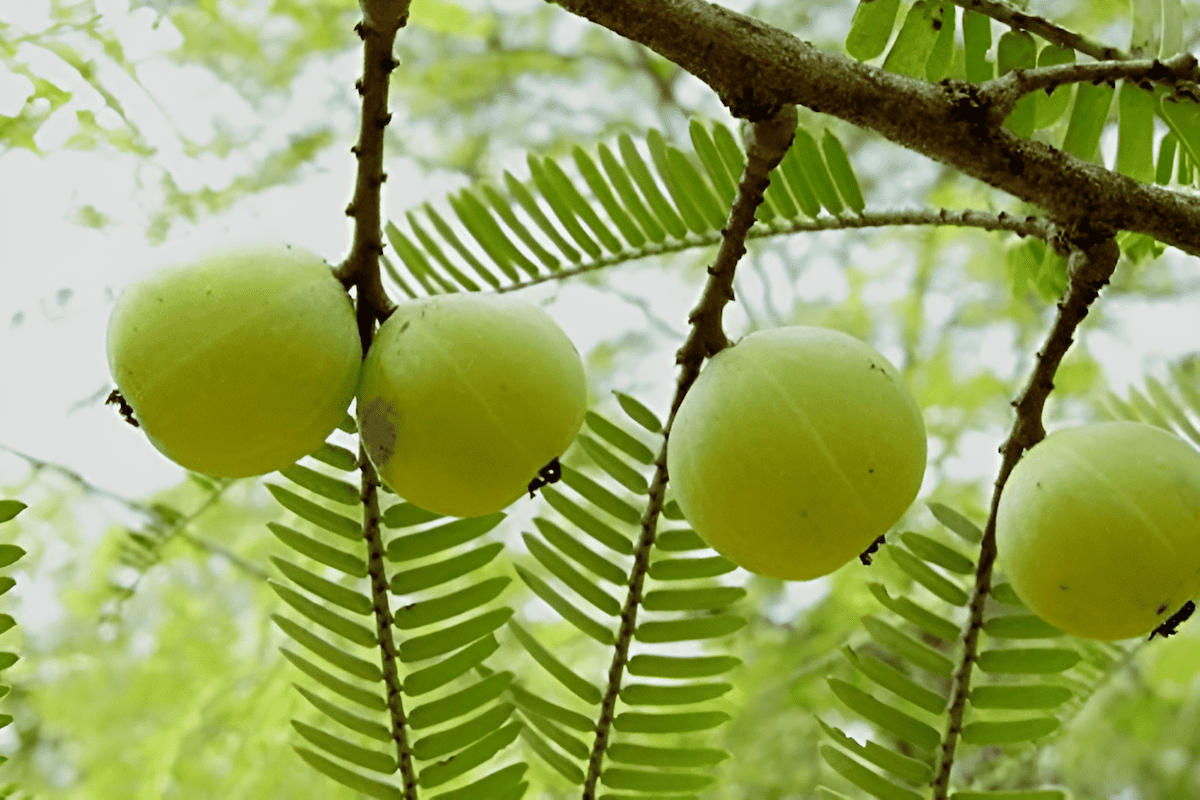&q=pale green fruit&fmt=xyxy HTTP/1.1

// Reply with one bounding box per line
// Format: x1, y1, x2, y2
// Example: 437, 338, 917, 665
107, 243, 362, 478
667, 326, 927, 581
357, 292, 588, 517
996, 421, 1200, 640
